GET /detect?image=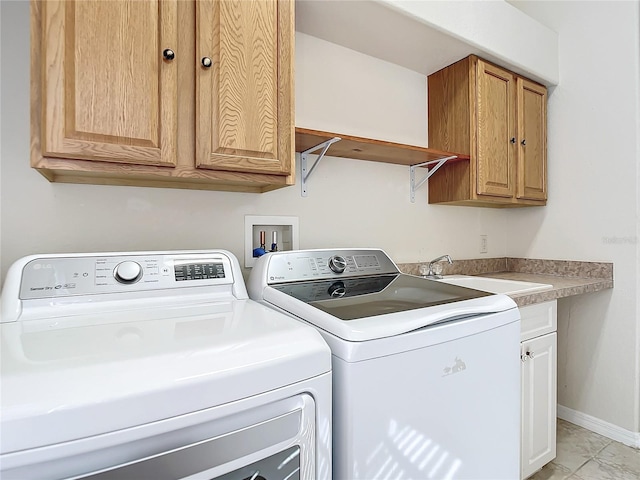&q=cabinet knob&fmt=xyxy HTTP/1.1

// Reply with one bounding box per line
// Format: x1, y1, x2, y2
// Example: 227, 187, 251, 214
510, 137, 516, 144
521, 351, 535, 362
162, 49, 175, 61
521, 139, 527, 146
201, 57, 213, 68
